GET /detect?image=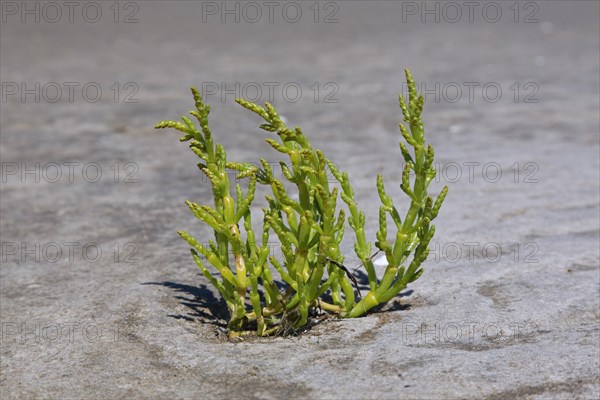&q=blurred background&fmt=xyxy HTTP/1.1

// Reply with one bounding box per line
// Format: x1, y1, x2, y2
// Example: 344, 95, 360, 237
1, 1, 599, 399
